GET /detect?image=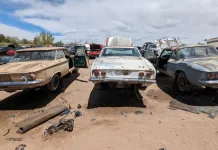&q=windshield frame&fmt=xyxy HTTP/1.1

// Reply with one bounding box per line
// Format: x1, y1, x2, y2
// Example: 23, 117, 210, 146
100, 47, 142, 57
8, 50, 58, 63
176, 46, 218, 60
